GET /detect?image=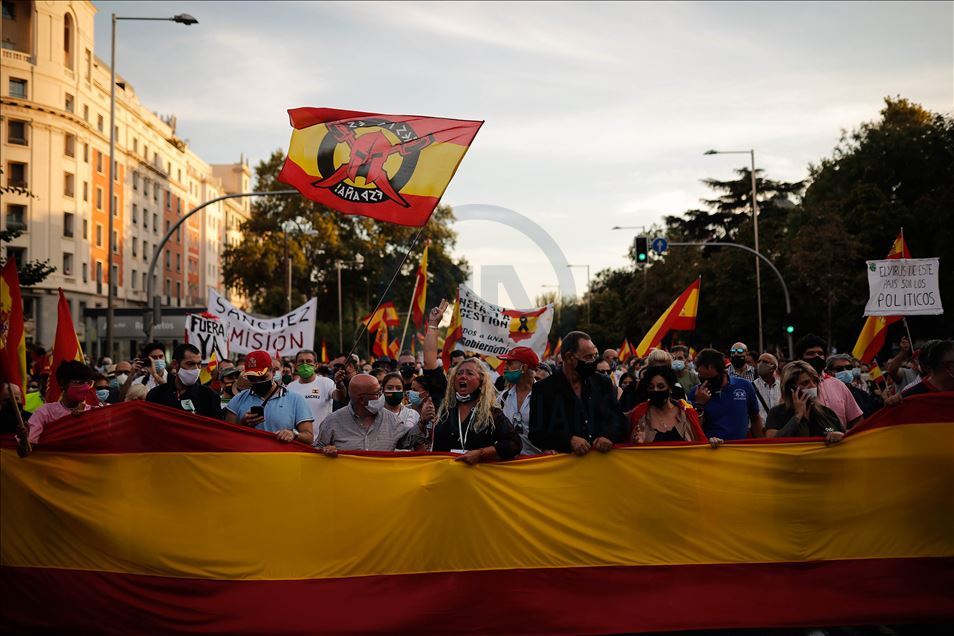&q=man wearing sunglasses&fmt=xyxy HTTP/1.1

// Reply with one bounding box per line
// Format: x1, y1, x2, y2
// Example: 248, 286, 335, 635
726, 342, 757, 382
